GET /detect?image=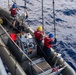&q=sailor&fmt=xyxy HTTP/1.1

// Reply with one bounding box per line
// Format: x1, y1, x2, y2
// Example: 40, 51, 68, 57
34, 26, 44, 55
44, 33, 57, 58
9, 3, 18, 27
